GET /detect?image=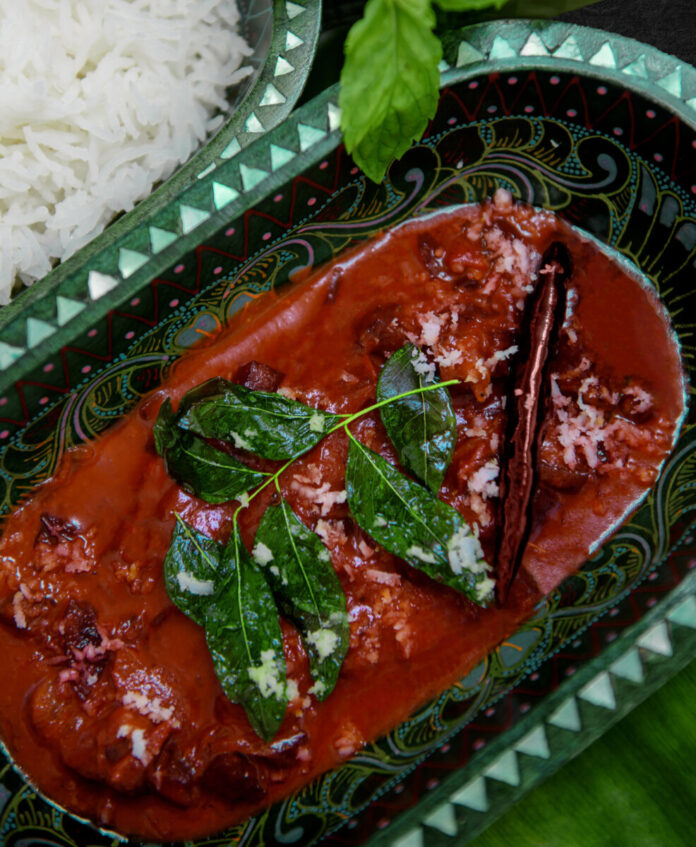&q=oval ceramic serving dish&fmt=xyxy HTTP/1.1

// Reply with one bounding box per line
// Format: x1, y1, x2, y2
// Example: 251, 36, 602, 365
0, 18, 695, 847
